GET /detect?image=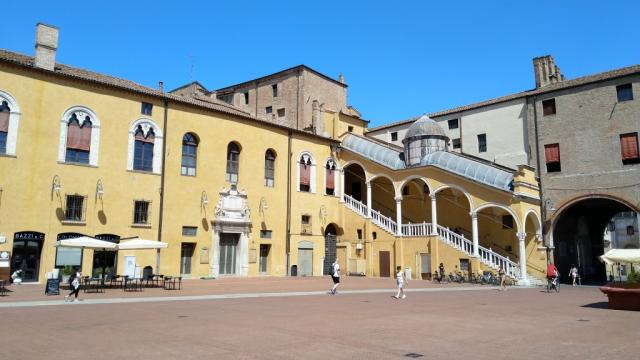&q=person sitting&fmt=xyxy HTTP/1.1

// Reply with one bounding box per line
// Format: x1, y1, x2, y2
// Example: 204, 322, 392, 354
11, 269, 23, 285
